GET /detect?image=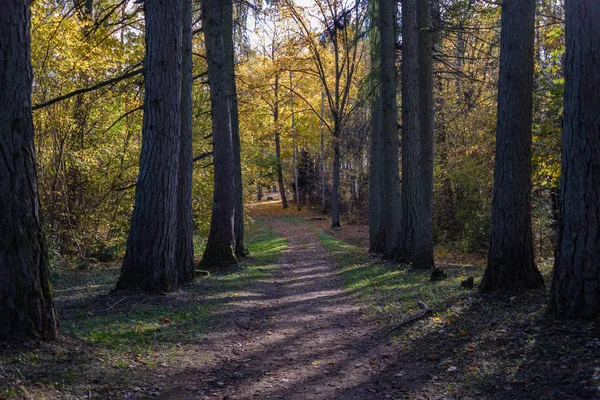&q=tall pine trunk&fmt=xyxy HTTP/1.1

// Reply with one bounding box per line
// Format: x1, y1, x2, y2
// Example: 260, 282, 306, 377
480, 0, 544, 292
176, 0, 195, 284
0, 0, 59, 341
413, 0, 435, 269
222, 1, 248, 258
117, 0, 182, 292
199, 0, 238, 269
380, 0, 401, 260
397, 0, 420, 263
368, 0, 384, 253
550, 0, 600, 317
